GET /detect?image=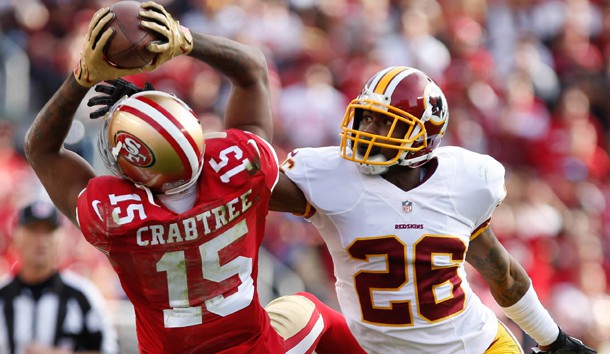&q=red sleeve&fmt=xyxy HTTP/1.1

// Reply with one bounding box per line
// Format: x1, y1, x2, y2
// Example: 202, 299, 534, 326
231, 129, 280, 192
76, 175, 142, 254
